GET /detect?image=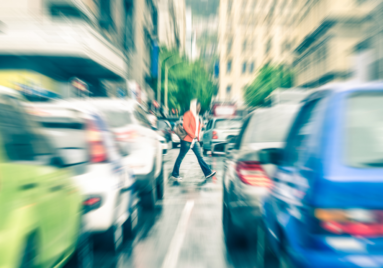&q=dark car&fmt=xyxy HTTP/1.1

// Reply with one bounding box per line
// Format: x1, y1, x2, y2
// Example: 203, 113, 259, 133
166, 117, 180, 129
258, 83, 383, 267
214, 104, 300, 246
157, 119, 172, 143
